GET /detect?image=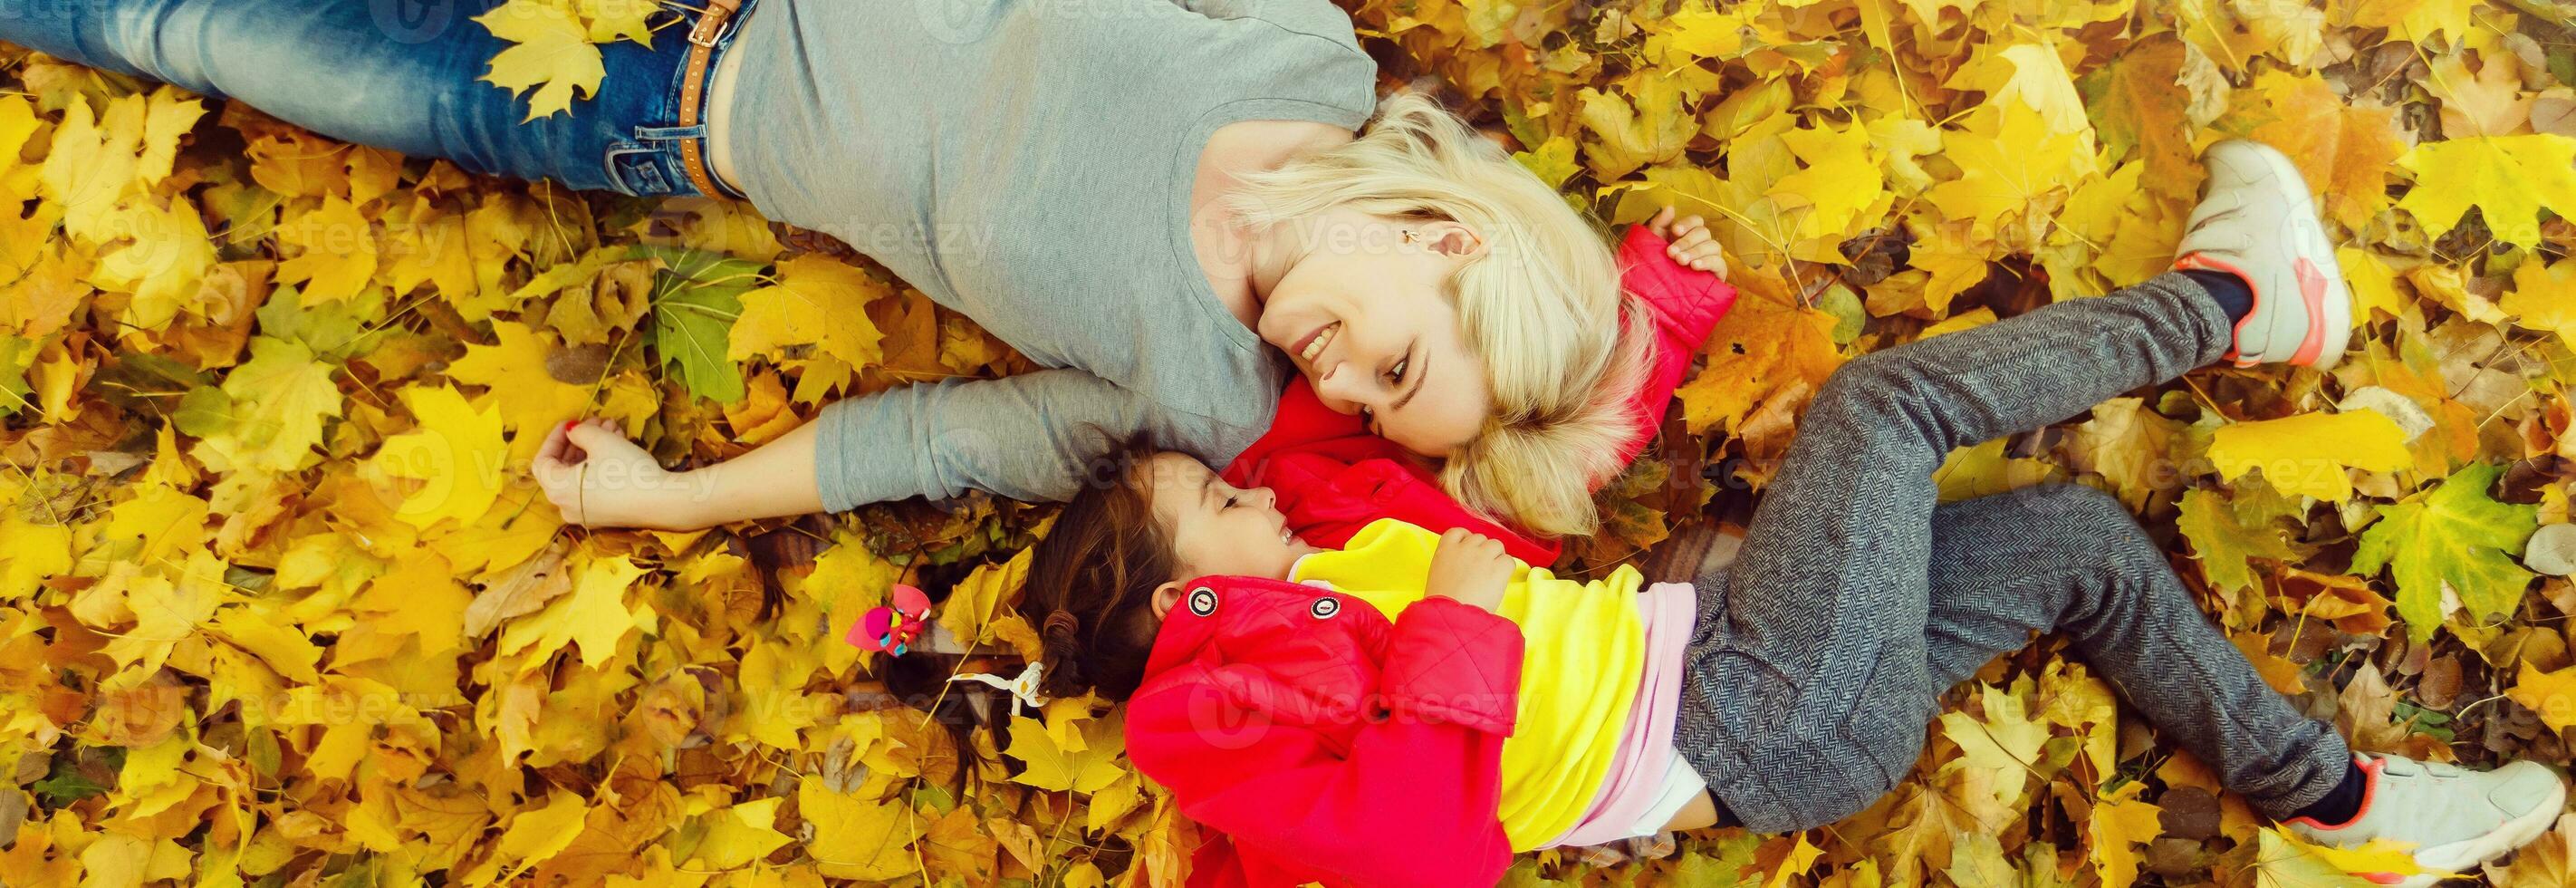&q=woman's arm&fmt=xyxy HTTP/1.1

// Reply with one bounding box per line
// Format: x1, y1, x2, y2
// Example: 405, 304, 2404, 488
534, 369, 1183, 528
532, 417, 823, 529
